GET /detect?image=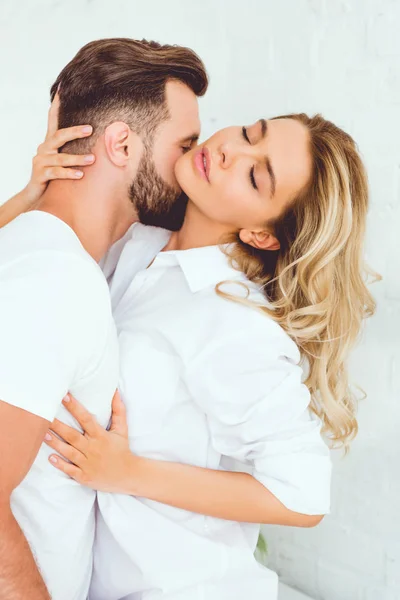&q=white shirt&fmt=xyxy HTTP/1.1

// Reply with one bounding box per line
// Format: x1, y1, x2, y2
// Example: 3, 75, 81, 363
0, 211, 119, 600
91, 223, 331, 600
